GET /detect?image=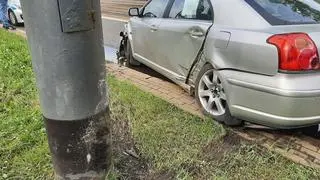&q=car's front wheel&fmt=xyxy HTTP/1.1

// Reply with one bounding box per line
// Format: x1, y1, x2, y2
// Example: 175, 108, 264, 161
195, 64, 242, 126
